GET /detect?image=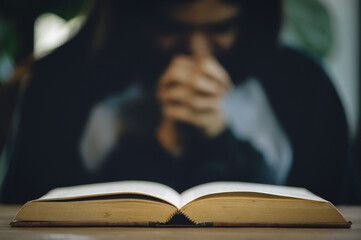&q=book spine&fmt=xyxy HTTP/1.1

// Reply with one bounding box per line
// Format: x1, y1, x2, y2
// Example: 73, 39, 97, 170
179, 210, 196, 224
